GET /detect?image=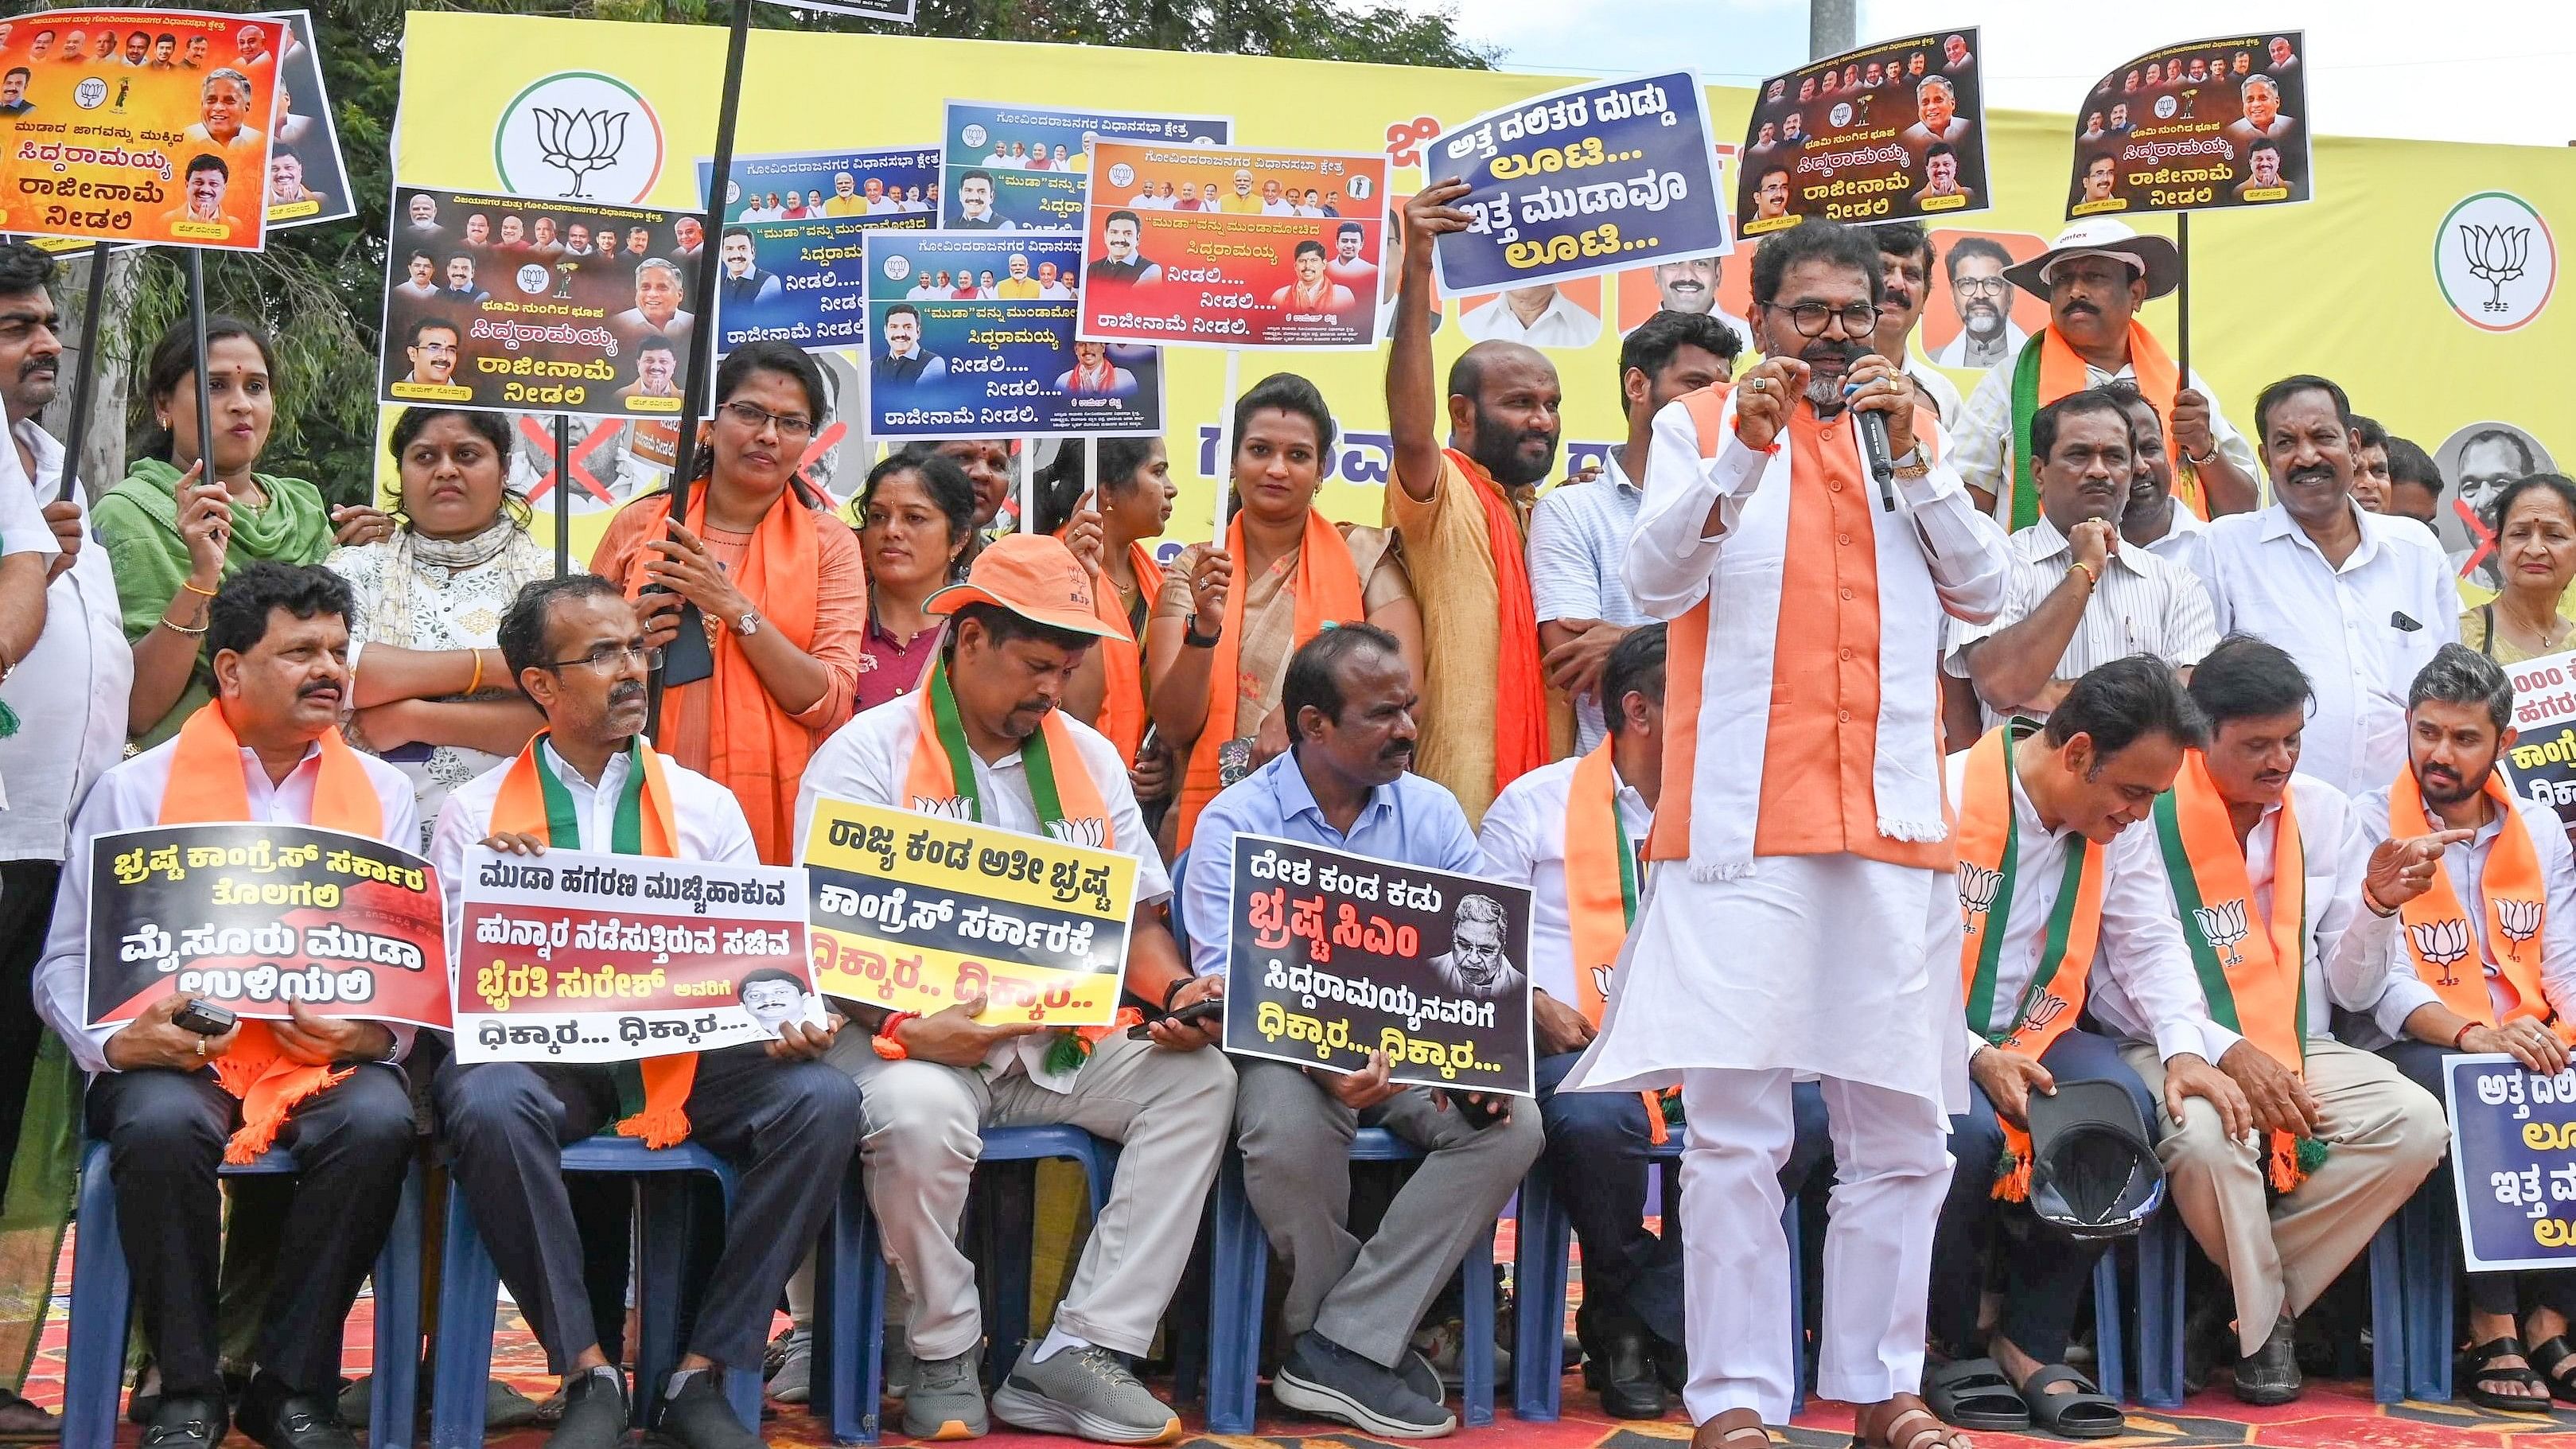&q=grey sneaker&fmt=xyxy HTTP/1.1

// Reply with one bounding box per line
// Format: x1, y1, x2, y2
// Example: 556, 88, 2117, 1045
990, 1344, 1181, 1445
884, 1330, 916, 1402
901, 1350, 990, 1440
766, 1327, 813, 1404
